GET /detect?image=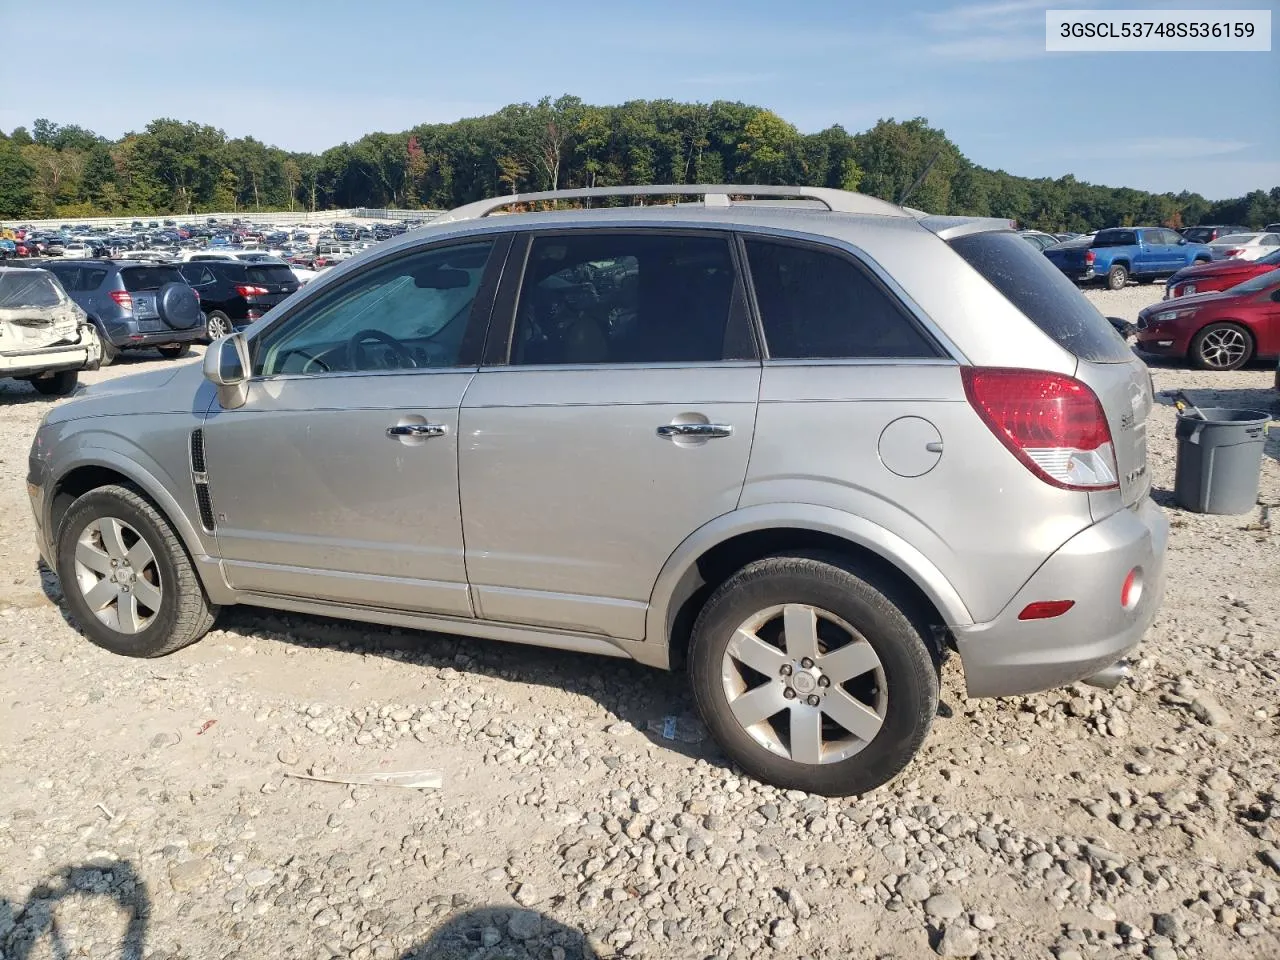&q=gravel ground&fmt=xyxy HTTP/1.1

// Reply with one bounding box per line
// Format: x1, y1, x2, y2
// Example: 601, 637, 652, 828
1, 289, 1278, 960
